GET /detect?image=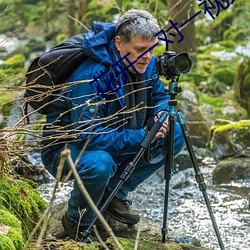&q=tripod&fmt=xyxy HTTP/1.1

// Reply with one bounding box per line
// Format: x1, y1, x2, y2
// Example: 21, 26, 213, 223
82, 77, 225, 250
162, 77, 225, 249
81, 111, 168, 241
